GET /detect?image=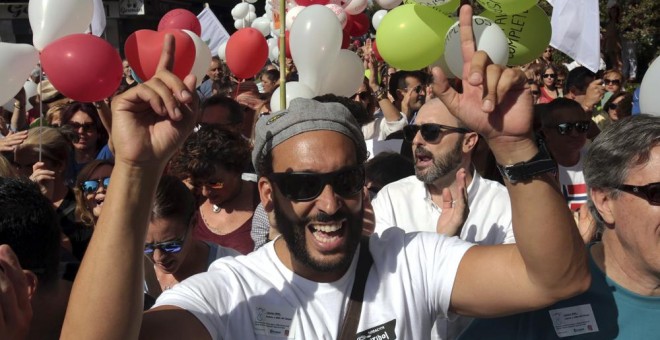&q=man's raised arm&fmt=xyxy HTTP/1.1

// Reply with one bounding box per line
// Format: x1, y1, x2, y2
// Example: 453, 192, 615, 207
61, 35, 200, 339
440, 5, 590, 317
